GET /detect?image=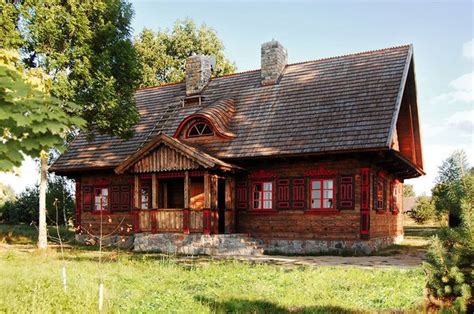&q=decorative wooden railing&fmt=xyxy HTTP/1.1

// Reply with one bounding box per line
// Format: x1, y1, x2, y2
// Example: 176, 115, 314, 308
134, 208, 220, 234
